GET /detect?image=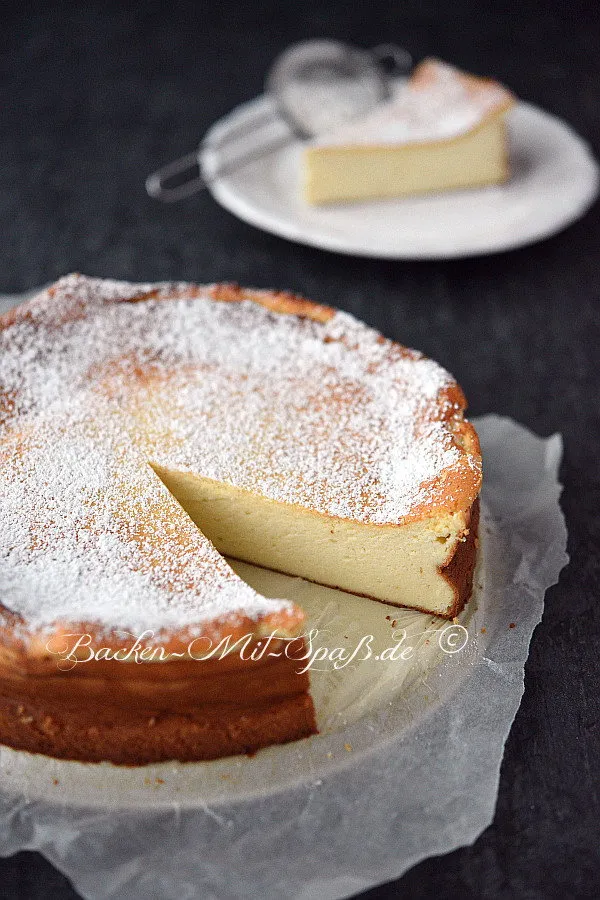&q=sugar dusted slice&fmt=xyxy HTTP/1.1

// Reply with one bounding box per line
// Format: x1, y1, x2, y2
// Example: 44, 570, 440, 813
304, 58, 515, 205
